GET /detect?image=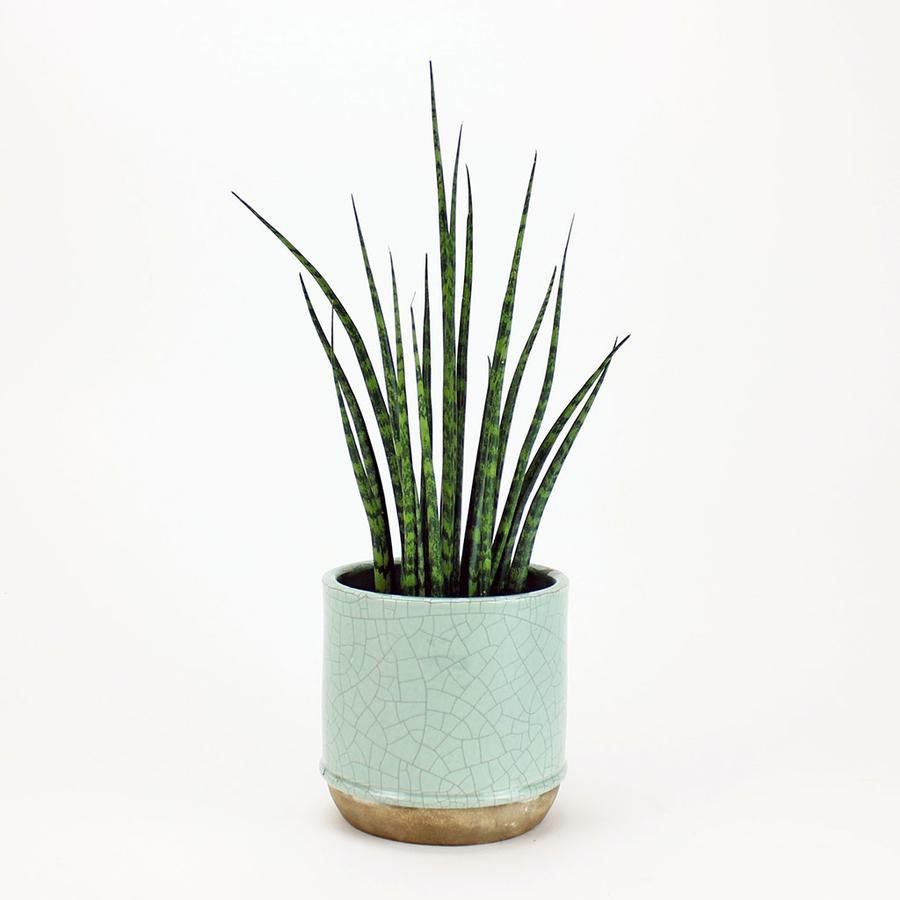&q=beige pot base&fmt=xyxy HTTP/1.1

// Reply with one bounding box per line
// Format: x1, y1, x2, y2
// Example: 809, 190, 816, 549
328, 785, 559, 845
